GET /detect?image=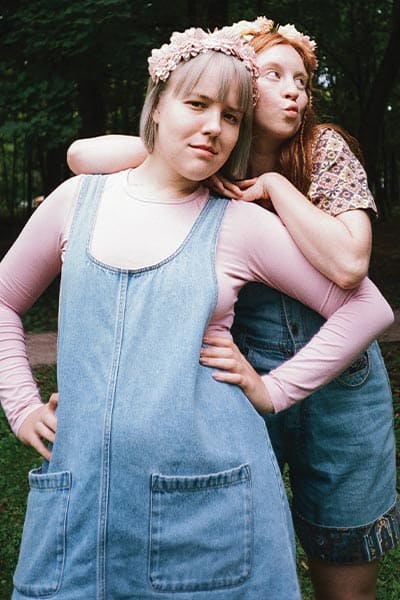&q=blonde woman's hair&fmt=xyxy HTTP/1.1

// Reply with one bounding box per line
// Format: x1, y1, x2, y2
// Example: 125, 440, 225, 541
140, 52, 254, 180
